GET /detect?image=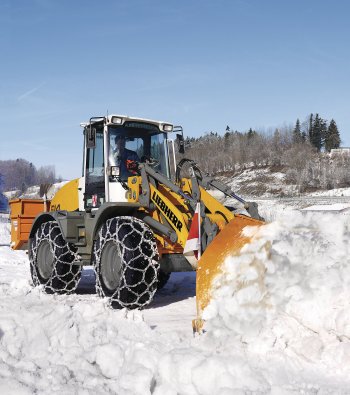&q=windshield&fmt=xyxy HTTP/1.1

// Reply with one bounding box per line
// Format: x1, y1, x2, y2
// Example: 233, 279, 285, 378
108, 123, 170, 180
